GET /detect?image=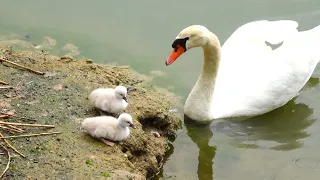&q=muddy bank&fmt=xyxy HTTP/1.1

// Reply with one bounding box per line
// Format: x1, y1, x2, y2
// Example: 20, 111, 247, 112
0, 45, 181, 179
